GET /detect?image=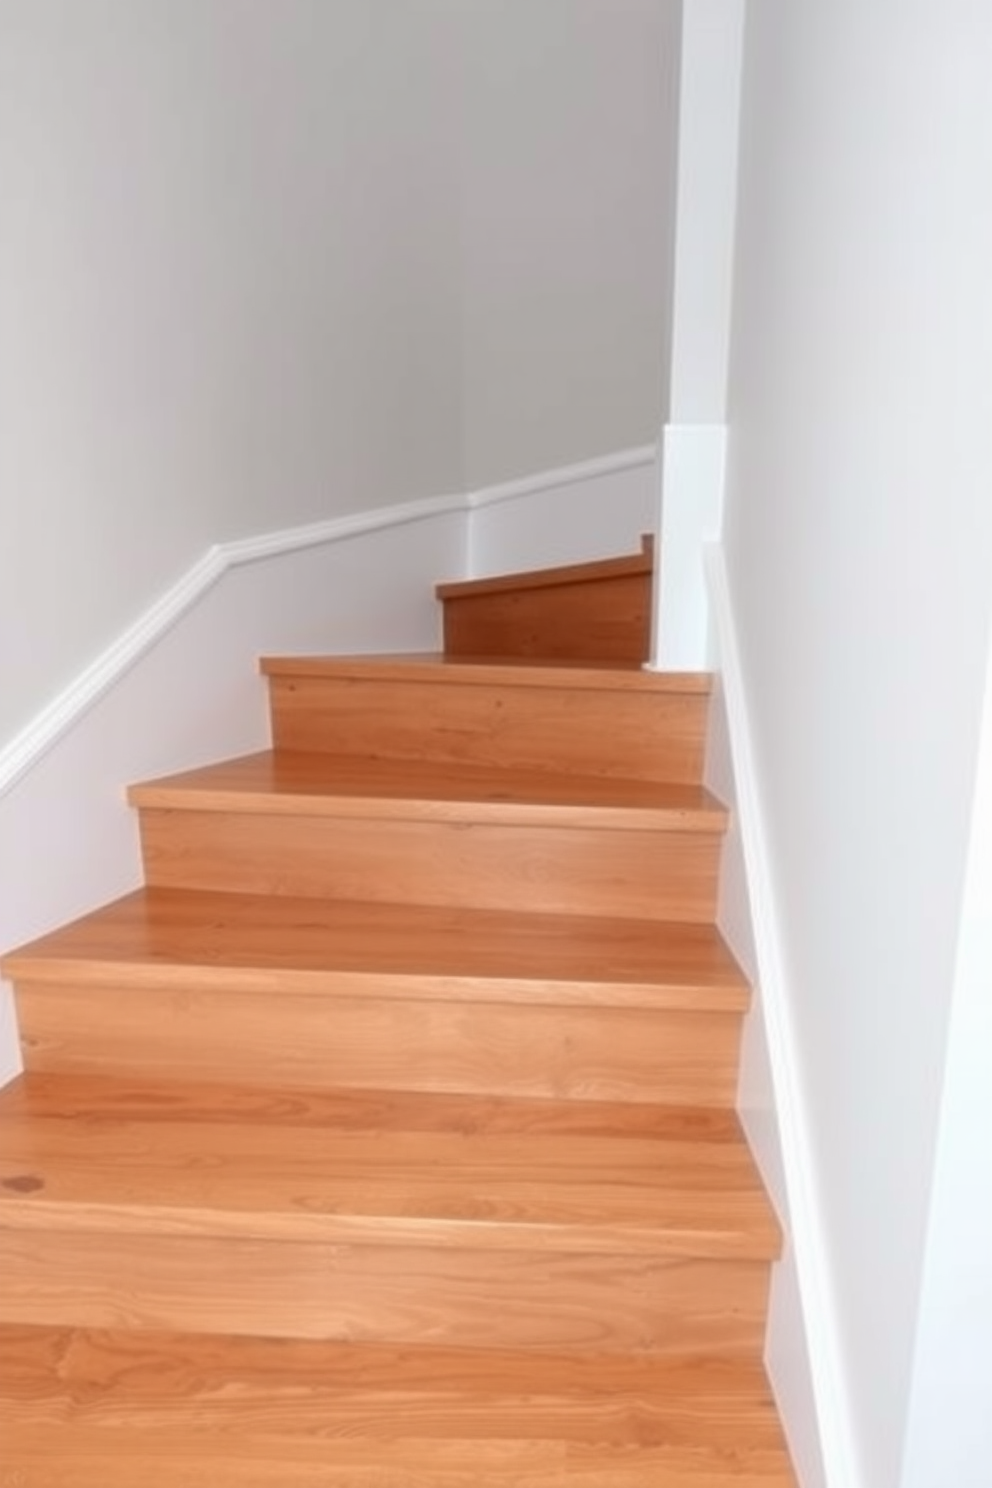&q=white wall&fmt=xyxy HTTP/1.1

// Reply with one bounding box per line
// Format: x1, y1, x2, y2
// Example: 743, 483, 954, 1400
0, 0, 462, 744
467, 448, 656, 579
723, 3, 992, 1485
0, 0, 679, 753
901, 616, 992, 1488
460, 0, 681, 487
